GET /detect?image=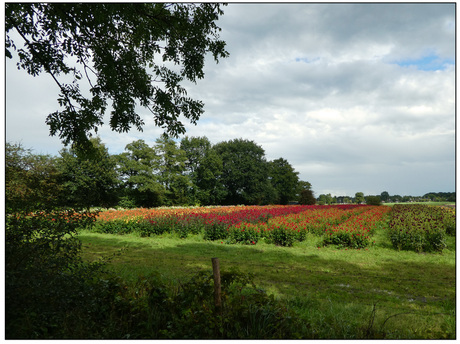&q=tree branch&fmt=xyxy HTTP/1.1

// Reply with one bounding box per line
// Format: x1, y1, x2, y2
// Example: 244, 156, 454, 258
10, 18, 79, 114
